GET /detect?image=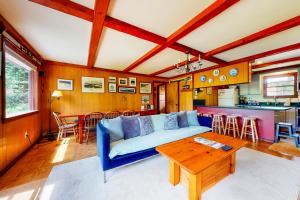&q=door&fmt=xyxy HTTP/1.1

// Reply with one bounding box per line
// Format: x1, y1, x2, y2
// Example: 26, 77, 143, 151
158, 84, 166, 113
166, 82, 179, 113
